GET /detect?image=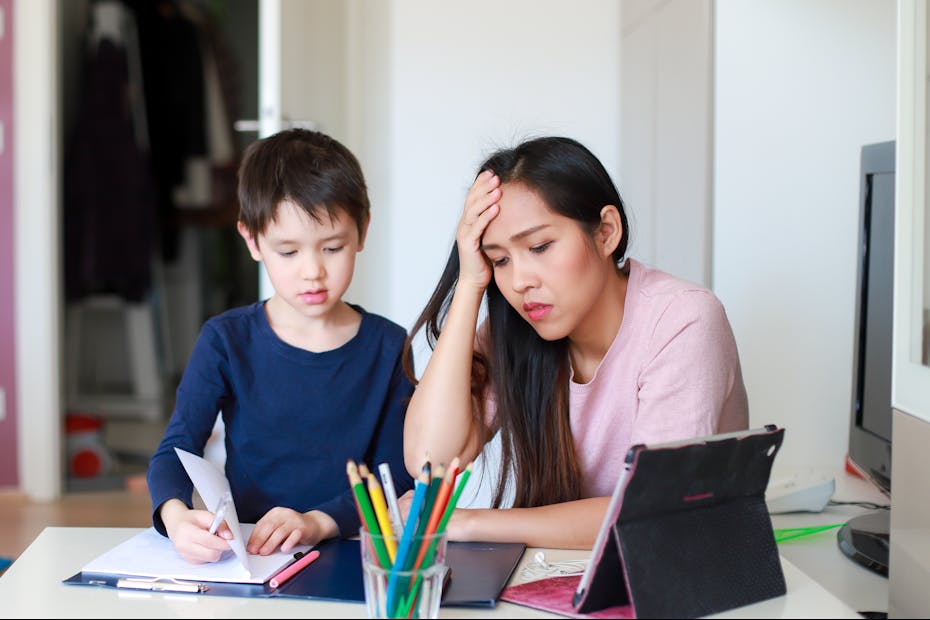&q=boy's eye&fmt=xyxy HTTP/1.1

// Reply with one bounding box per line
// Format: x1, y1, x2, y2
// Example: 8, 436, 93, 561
530, 241, 552, 254
279, 250, 298, 257
324, 246, 345, 254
